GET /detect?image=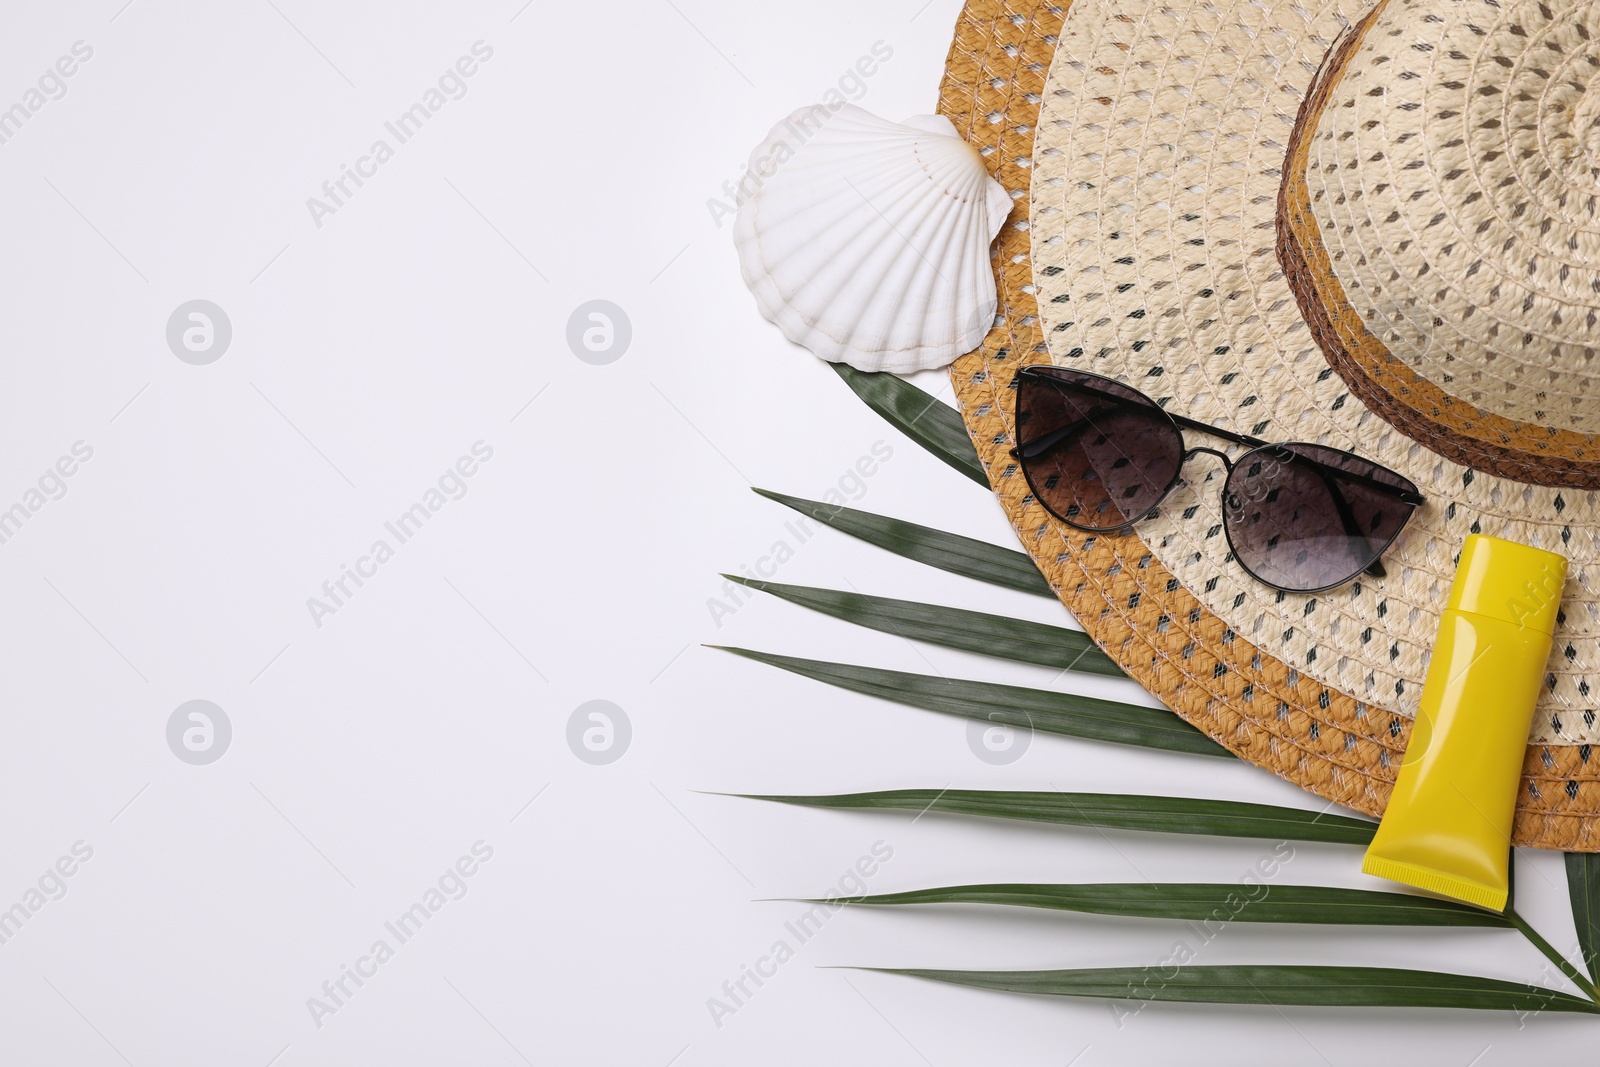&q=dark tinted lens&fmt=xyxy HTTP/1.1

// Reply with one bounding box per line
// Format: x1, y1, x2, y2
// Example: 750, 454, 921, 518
1223, 443, 1418, 592
1014, 368, 1184, 532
